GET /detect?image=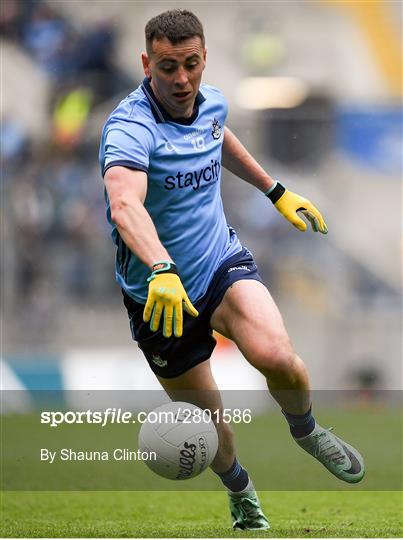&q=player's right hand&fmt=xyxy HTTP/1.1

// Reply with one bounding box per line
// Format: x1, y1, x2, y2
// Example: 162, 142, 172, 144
143, 262, 198, 338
